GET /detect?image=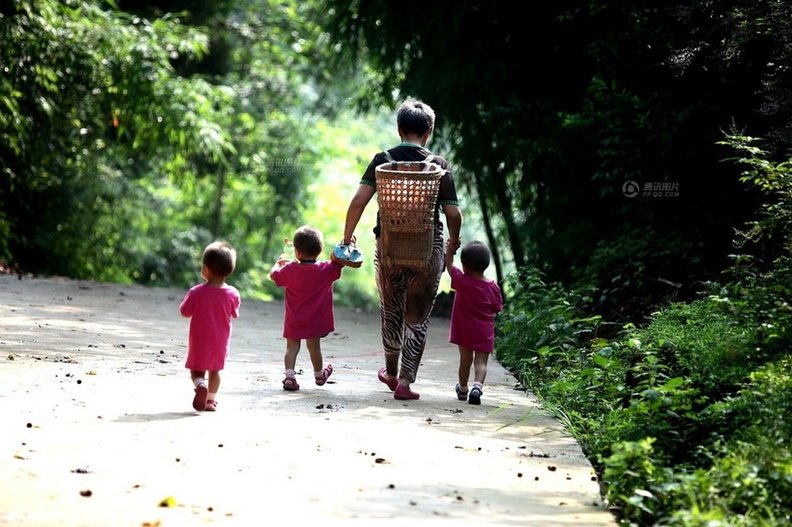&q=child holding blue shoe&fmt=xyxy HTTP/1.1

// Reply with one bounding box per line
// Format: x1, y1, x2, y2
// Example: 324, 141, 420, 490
270, 225, 344, 391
